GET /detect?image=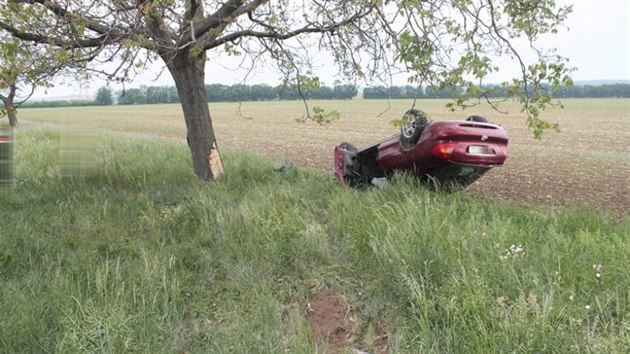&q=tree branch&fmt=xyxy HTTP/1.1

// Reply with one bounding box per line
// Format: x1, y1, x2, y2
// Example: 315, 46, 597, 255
137, 0, 177, 50
202, 7, 374, 50
181, 0, 242, 44
0, 19, 115, 47
13, 0, 125, 37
